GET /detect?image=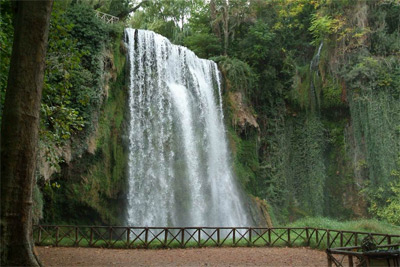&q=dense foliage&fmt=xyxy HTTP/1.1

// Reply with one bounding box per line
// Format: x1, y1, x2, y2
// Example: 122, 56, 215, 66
127, 0, 400, 225
1, 0, 399, 226
38, 3, 128, 225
